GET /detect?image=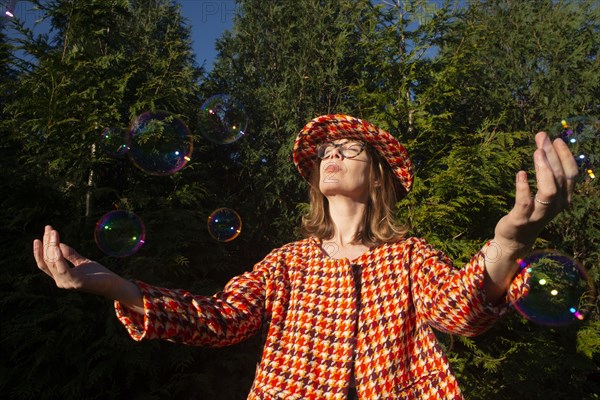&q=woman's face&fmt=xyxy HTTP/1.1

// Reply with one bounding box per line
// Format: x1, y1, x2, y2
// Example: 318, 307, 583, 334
318, 139, 371, 202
